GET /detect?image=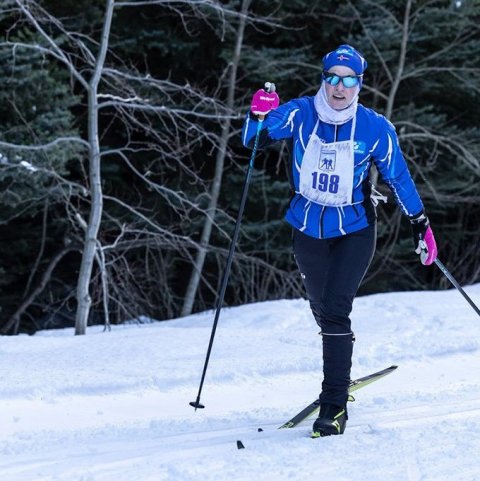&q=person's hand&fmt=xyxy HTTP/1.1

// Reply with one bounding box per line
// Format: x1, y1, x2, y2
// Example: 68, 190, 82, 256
410, 211, 438, 265
250, 82, 280, 117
